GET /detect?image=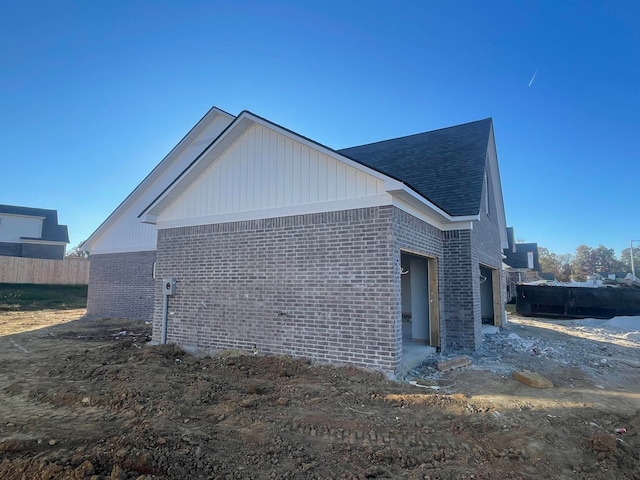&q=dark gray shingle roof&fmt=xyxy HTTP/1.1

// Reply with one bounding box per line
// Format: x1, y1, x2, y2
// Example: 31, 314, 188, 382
338, 118, 492, 216
503, 243, 540, 271
0, 204, 69, 243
